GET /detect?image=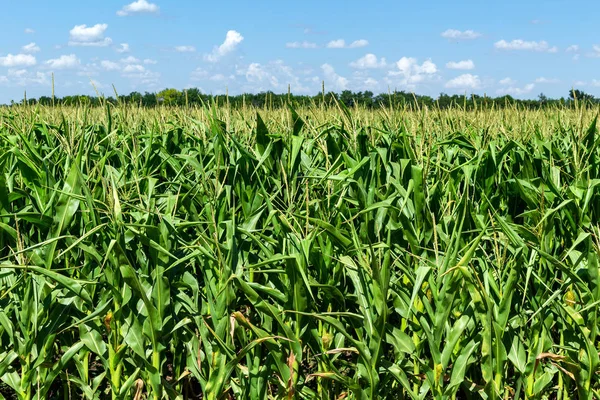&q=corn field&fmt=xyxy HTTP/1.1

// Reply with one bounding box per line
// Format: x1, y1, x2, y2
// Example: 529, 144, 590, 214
0, 102, 599, 399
